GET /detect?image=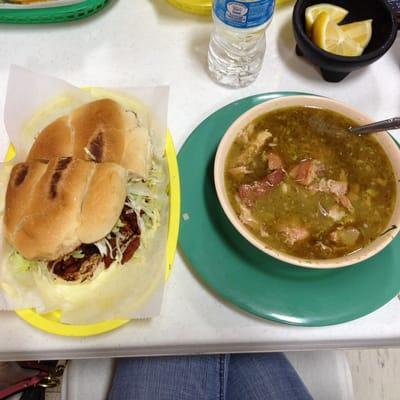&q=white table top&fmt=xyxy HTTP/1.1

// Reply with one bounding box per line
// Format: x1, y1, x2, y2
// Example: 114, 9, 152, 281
0, 0, 399, 361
